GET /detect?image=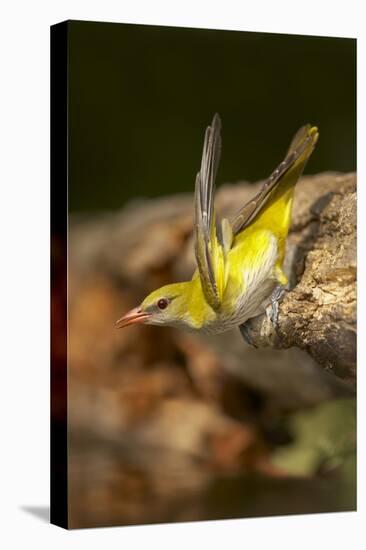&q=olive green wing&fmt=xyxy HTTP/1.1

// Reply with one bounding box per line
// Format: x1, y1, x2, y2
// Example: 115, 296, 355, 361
231, 124, 319, 235
194, 114, 229, 311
